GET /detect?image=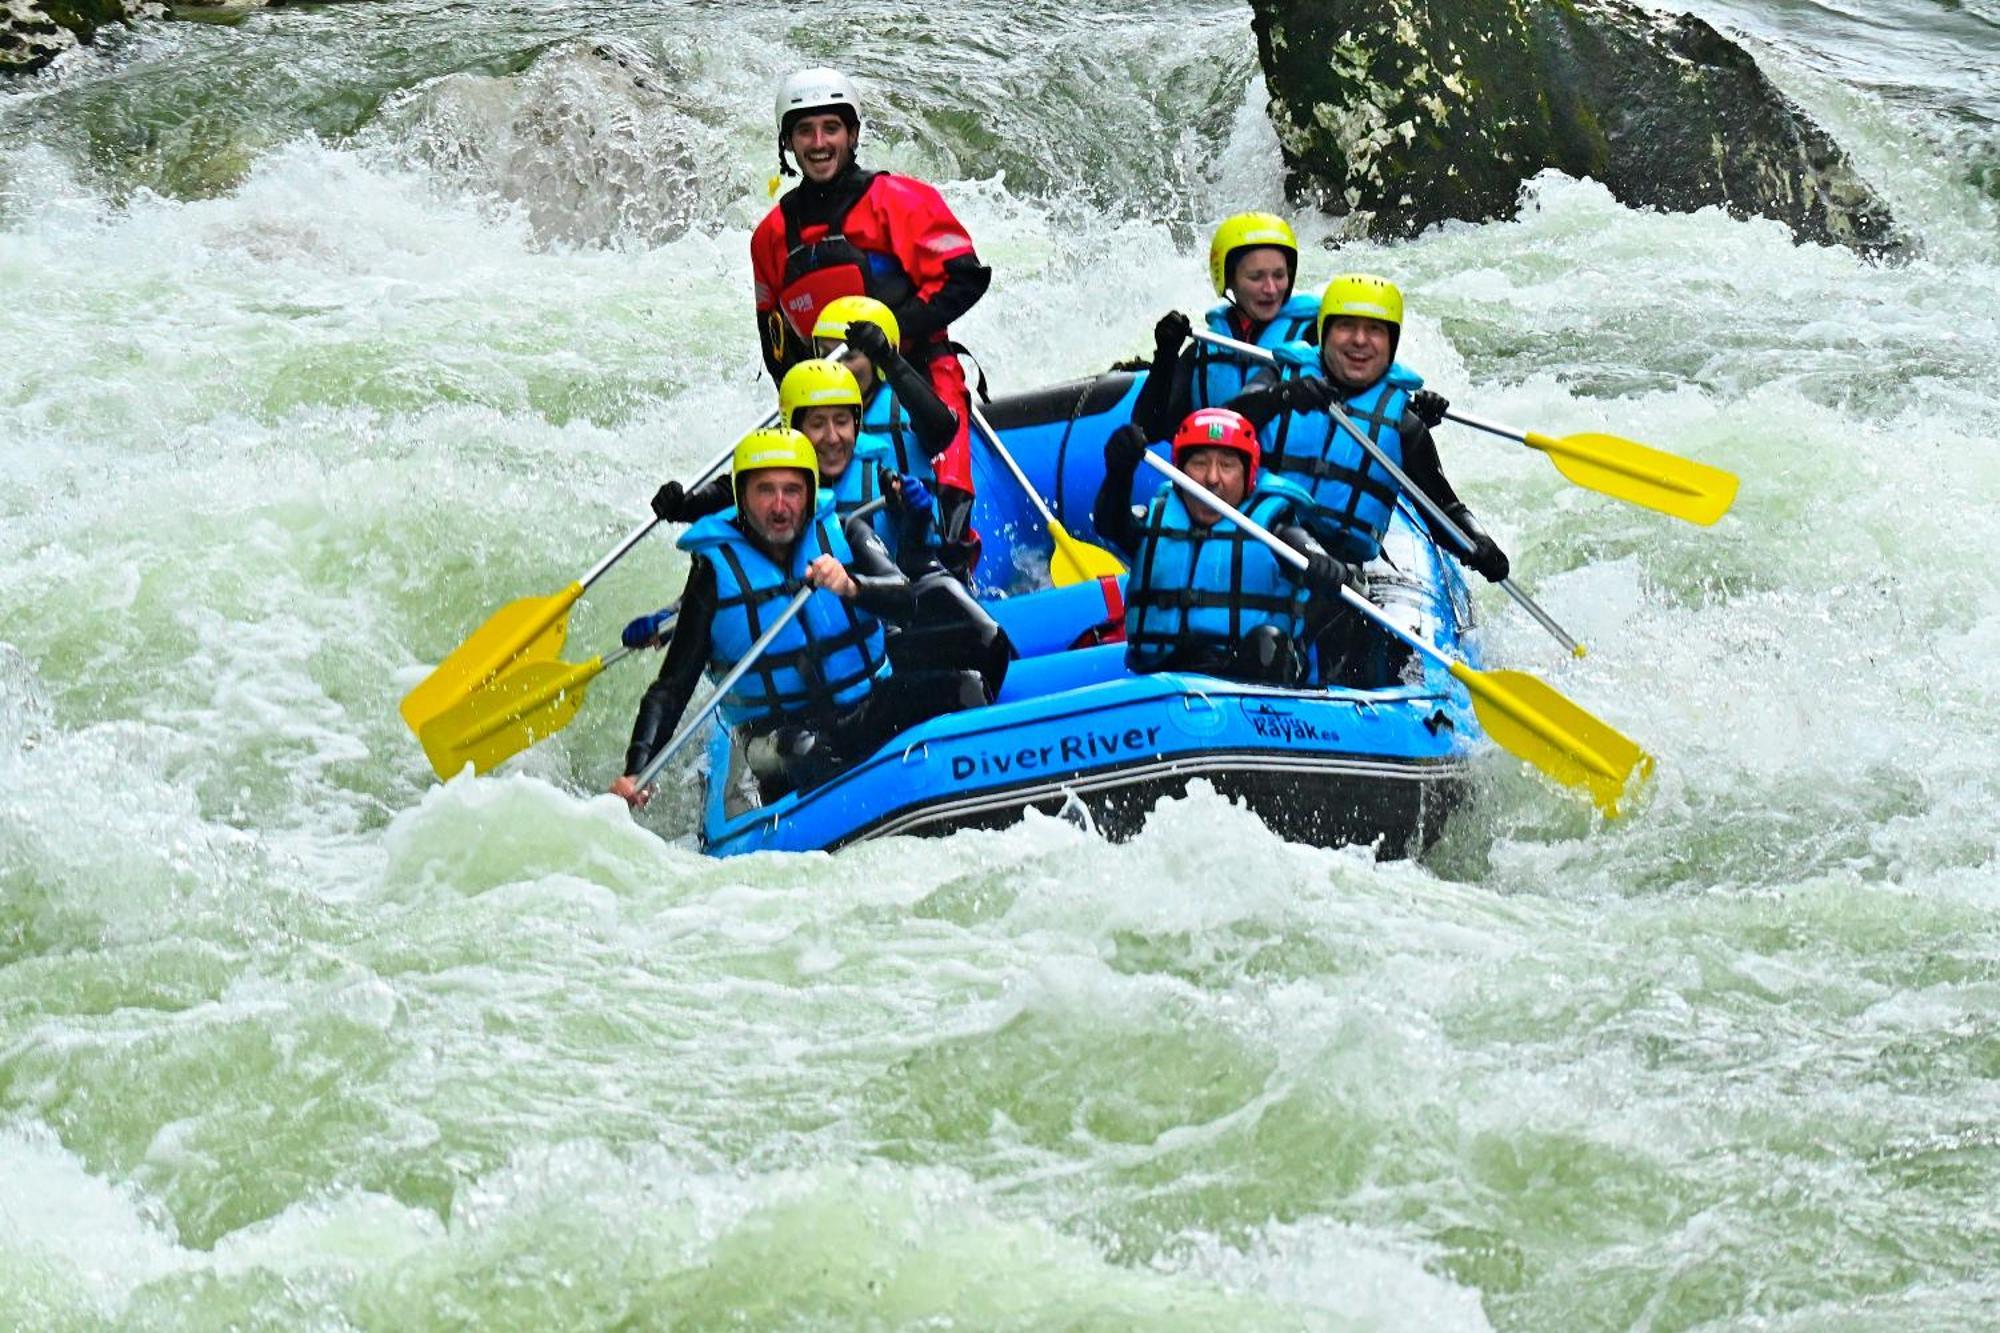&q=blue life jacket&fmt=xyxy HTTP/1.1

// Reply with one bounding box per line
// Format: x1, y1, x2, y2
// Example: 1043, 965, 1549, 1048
1123, 474, 1314, 672
678, 494, 891, 725
1258, 362, 1424, 562
860, 382, 936, 486
824, 437, 899, 556
1188, 293, 1321, 410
